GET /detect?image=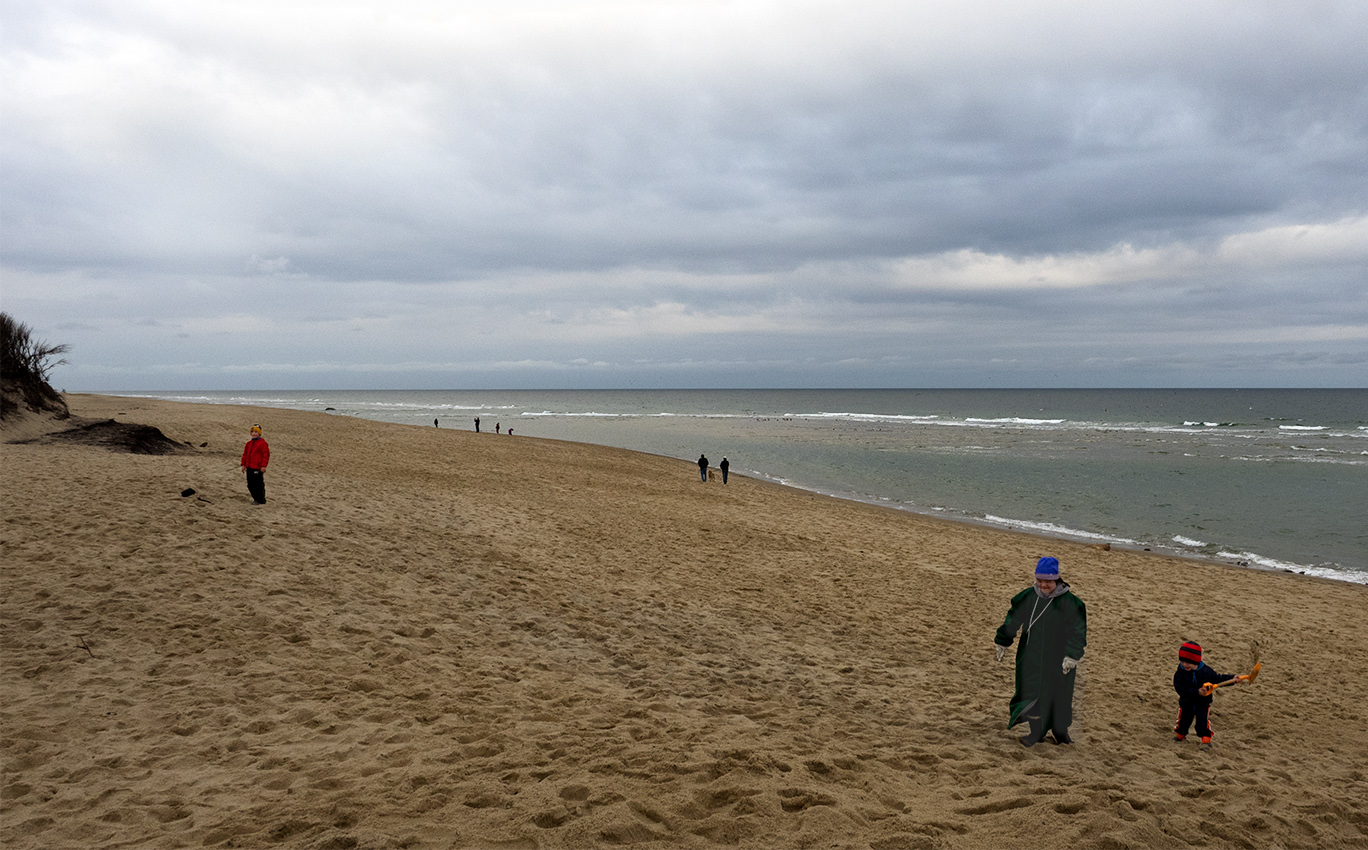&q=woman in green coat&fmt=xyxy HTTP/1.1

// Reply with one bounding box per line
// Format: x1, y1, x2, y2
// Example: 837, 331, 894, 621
994, 556, 1087, 747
